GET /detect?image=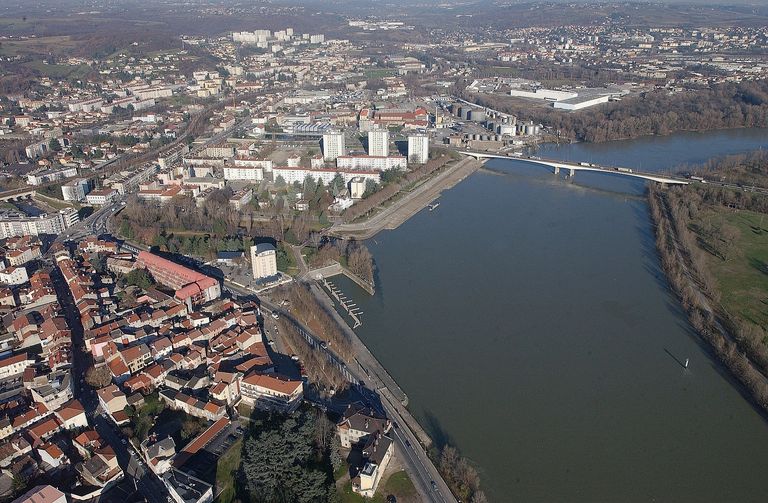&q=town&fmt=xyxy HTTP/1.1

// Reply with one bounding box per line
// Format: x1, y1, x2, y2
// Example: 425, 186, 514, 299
1, 1, 768, 502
